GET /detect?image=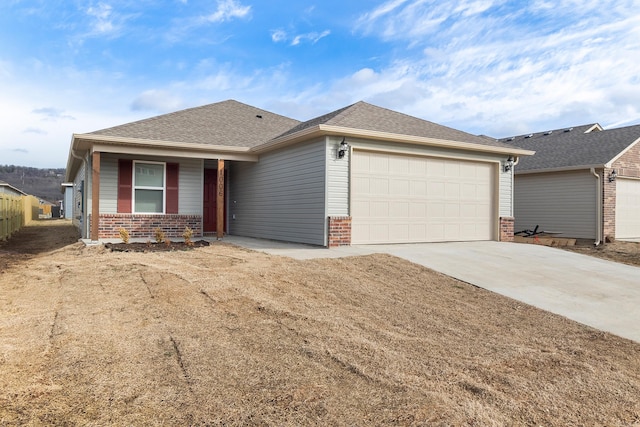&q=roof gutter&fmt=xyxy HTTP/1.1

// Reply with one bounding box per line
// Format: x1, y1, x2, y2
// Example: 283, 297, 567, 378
515, 164, 606, 175
72, 133, 256, 155
253, 124, 535, 156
